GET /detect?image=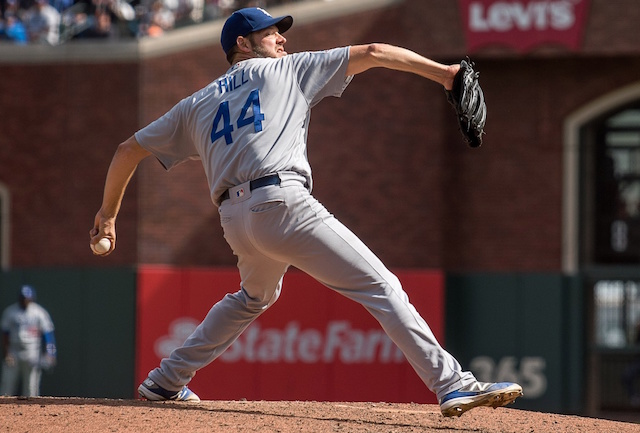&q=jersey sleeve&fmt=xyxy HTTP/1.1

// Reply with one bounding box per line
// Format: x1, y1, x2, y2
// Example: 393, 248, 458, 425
290, 47, 353, 108
135, 97, 201, 171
